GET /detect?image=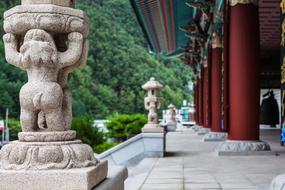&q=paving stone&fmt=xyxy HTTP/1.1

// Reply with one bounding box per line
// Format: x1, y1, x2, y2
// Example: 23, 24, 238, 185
144, 178, 183, 184
185, 183, 221, 189
125, 128, 285, 190
220, 183, 256, 189
140, 183, 183, 190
